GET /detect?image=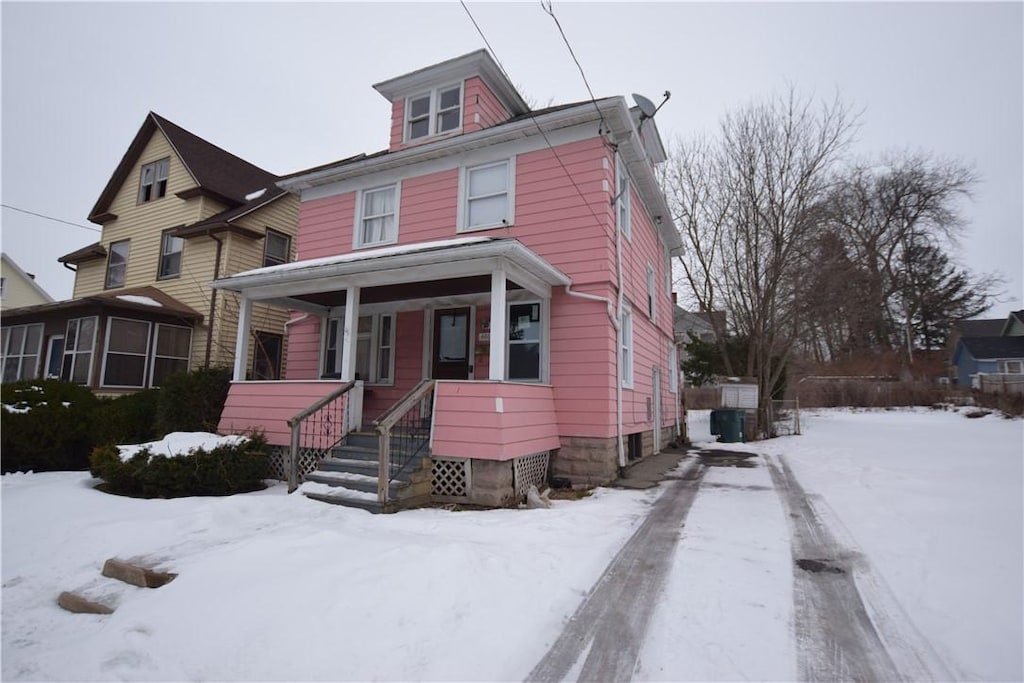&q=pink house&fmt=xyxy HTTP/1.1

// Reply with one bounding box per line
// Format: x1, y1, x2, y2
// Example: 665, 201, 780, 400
214, 50, 683, 511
